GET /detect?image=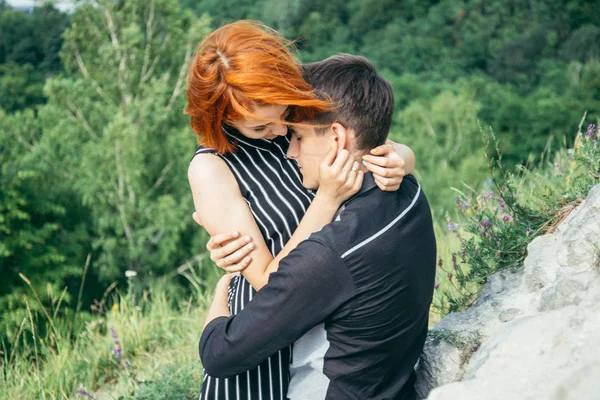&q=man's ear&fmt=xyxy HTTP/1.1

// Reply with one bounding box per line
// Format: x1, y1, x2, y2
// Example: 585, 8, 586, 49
331, 122, 349, 150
